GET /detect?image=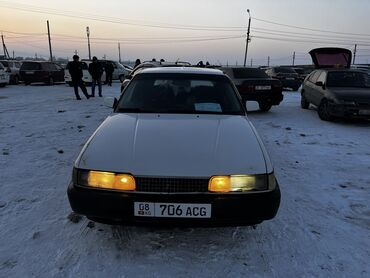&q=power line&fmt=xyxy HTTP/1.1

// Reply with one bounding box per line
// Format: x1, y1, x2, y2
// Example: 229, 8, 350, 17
0, 1, 245, 32
253, 17, 370, 37
251, 29, 370, 45
252, 27, 370, 42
